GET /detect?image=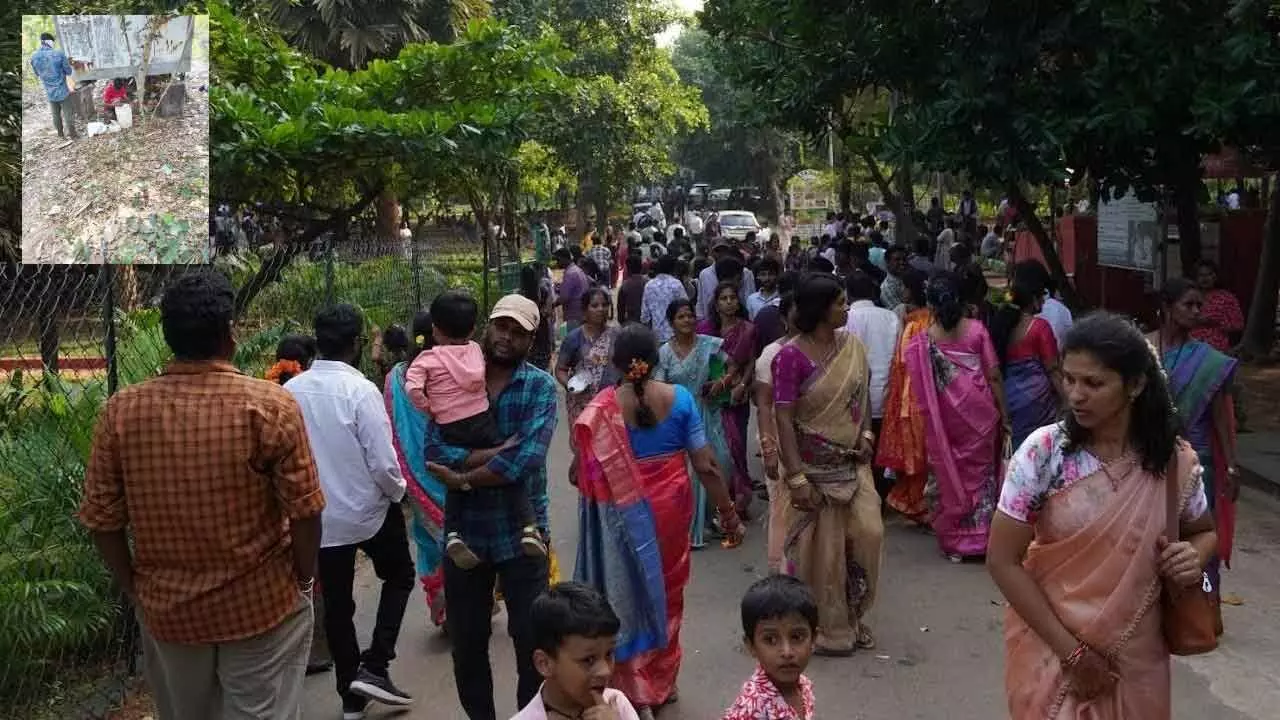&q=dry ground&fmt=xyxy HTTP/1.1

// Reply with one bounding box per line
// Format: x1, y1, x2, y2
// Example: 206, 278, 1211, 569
20, 64, 208, 264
